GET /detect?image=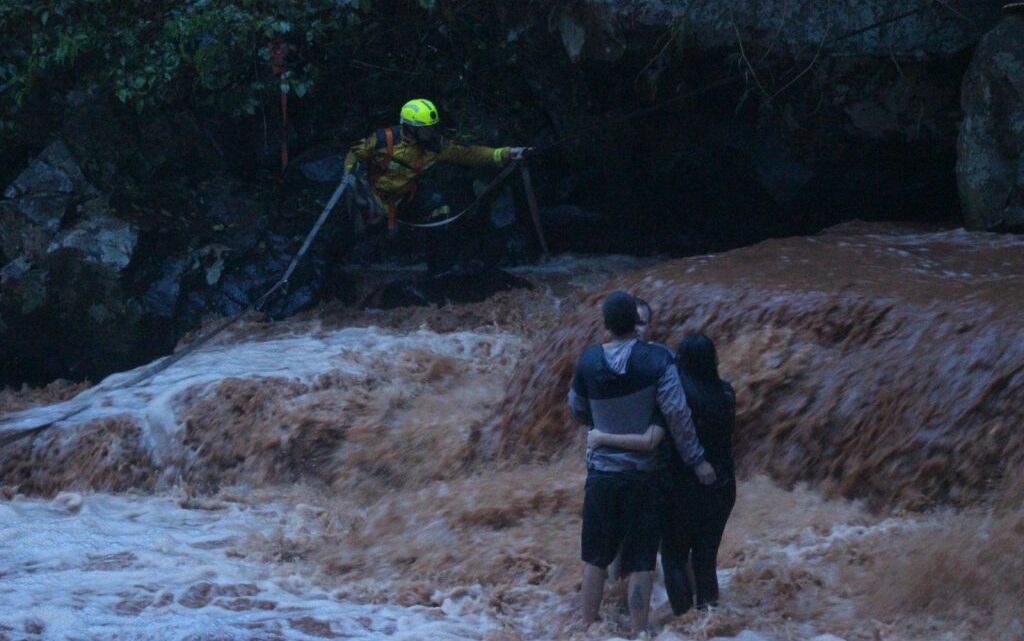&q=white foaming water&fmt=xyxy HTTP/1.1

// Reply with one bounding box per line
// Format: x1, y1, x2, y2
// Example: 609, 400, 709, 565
0, 324, 524, 475
0, 493, 500, 640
